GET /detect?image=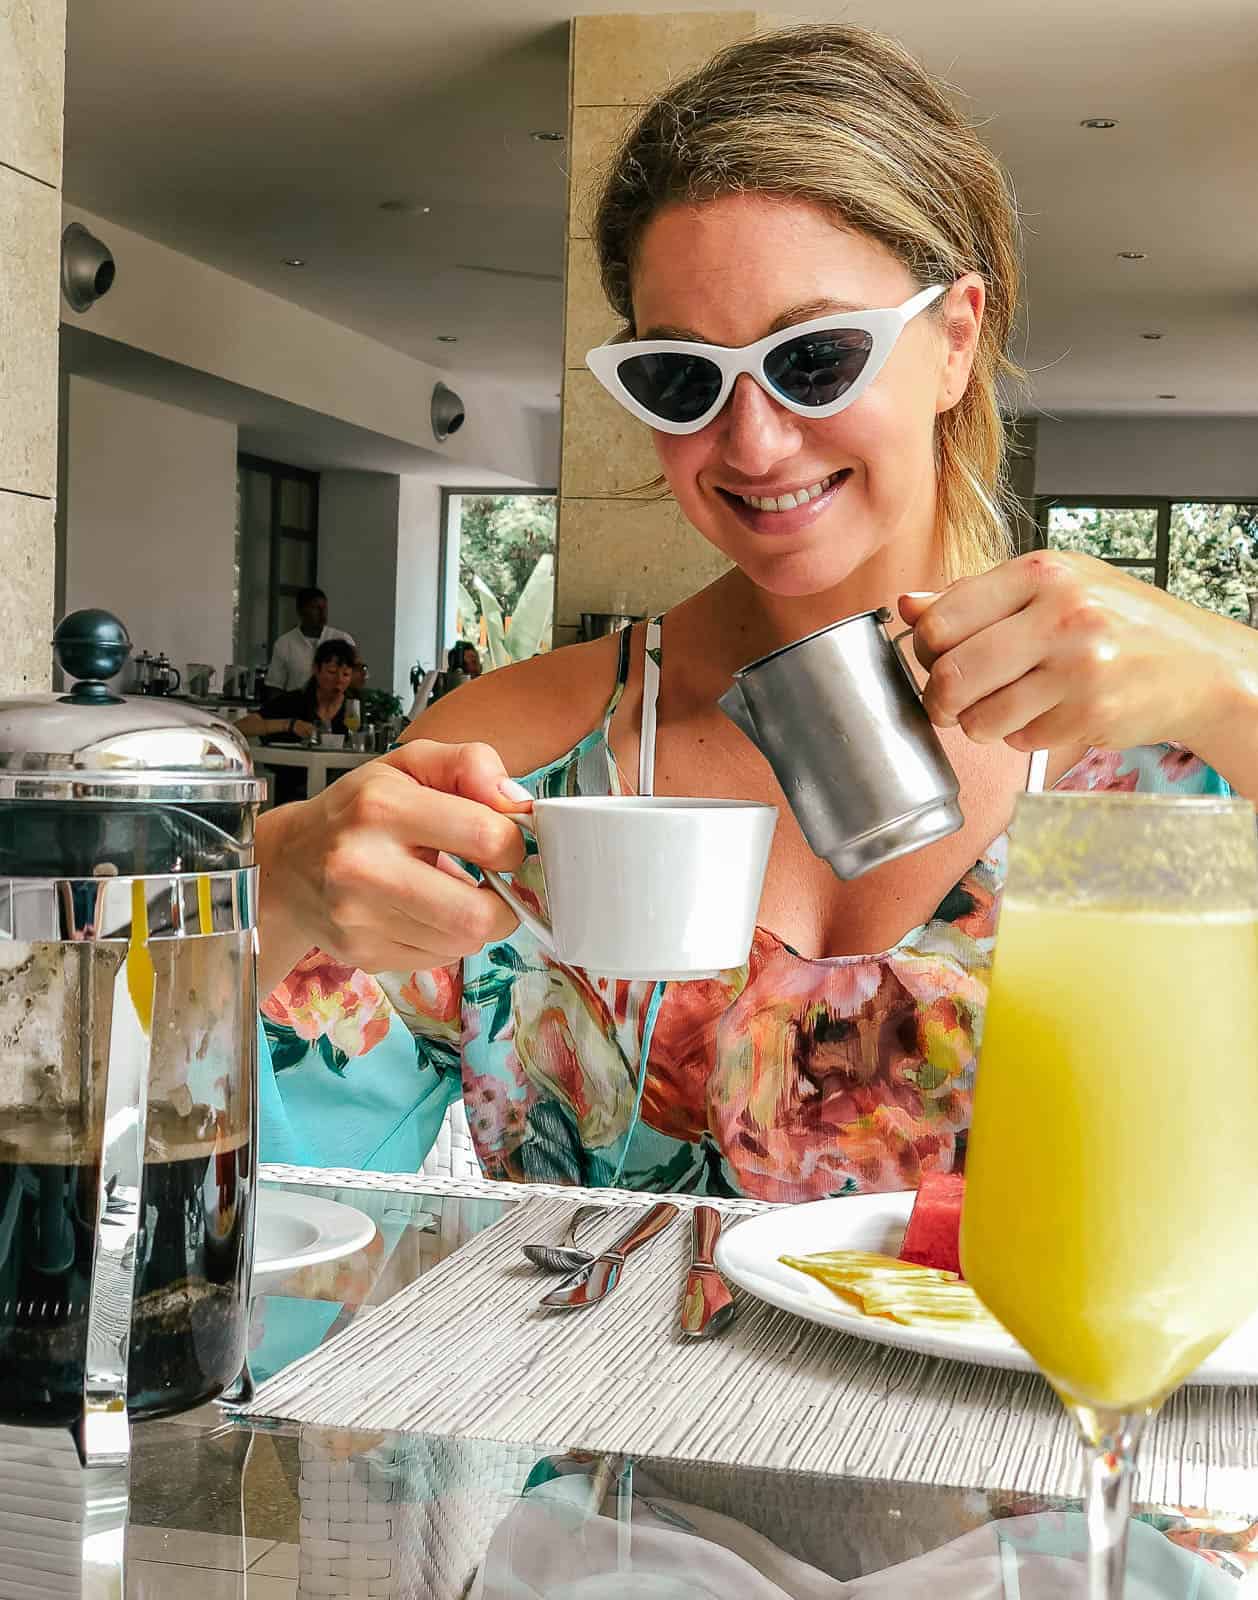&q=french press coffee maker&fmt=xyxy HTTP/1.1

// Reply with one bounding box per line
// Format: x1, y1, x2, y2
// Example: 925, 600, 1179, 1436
0, 610, 265, 1464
